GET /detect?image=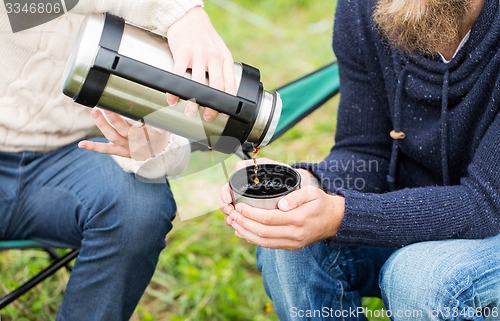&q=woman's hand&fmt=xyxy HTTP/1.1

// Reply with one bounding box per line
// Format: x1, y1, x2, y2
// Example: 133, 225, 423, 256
166, 6, 237, 121
220, 158, 346, 250
78, 108, 170, 161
